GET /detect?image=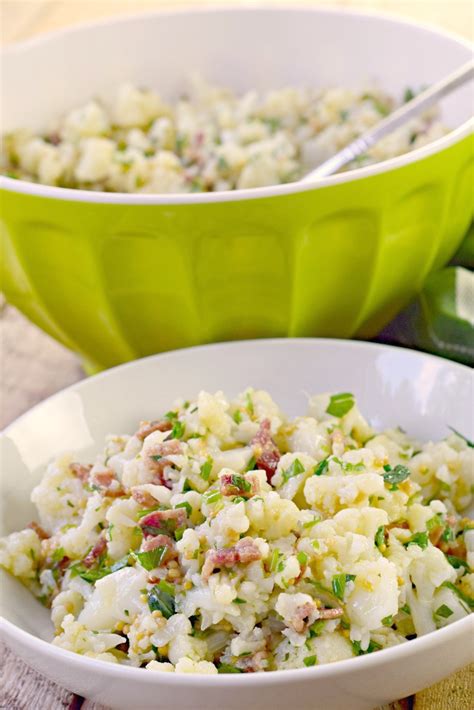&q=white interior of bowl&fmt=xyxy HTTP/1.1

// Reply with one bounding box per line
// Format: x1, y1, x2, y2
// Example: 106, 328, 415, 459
1, 7, 472, 203
1, 339, 473, 643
